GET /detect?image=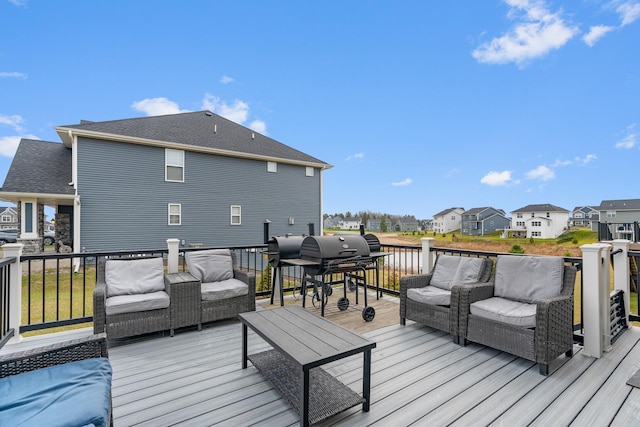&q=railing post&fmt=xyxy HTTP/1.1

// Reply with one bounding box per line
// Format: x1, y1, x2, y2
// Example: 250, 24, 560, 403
3, 243, 24, 344
611, 239, 630, 326
581, 243, 612, 358
166, 238, 180, 274
421, 237, 435, 274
